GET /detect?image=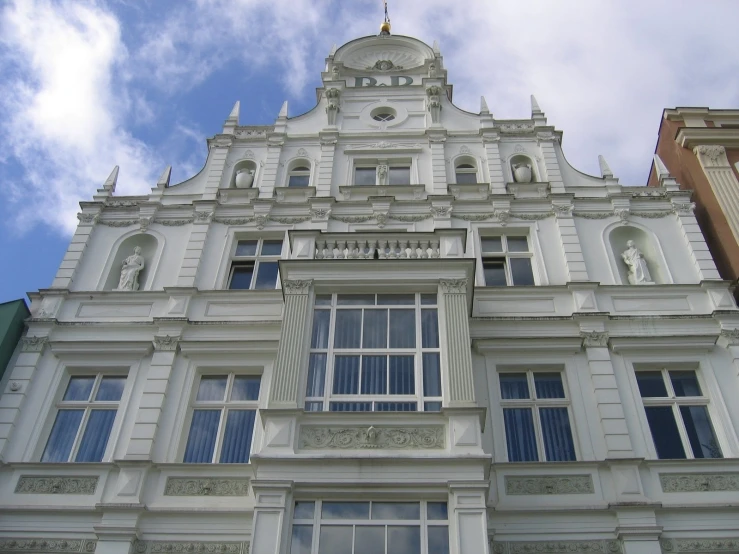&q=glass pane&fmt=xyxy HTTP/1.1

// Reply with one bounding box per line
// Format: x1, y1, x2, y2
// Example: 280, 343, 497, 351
503, 408, 538, 462
427, 527, 450, 554
229, 265, 254, 289
670, 371, 702, 397
361, 356, 387, 394
372, 502, 419, 520
291, 525, 313, 554
389, 310, 415, 348
183, 409, 221, 463
231, 377, 261, 401
322, 502, 370, 519
318, 526, 353, 554
334, 310, 362, 348
421, 309, 439, 348
644, 406, 686, 459
95, 377, 126, 401
499, 374, 529, 399
41, 409, 83, 462
197, 376, 228, 401
510, 258, 535, 285
481, 237, 502, 253
421, 293, 437, 305
455, 172, 477, 184
75, 409, 116, 462
427, 502, 448, 520
315, 294, 332, 306
63, 377, 95, 401
539, 407, 576, 461
311, 310, 331, 348
424, 401, 442, 412
680, 405, 722, 459
422, 353, 442, 397
389, 167, 411, 185
363, 309, 388, 348
636, 372, 668, 397
294, 501, 315, 519
305, 401, 323, 412
483, 260, 507, 286
306, 354, 327, 397
255, 261, 279, 289
377, 294, 415, 305
337, 294, 375, 305
375, 402, 417, 411
389, 356, 415, 394
235, 240, 258, 257
534, 373, 565, 399
289, 174, 310, 187
507, 236, 529, 252
355, 526, 384, 554
219, 410, 256, 463
261, 240, 284, 256
333, 356, 360, 394
387, 526, 420, 554
329, 402, 372, 412
355, 167, 376, 186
